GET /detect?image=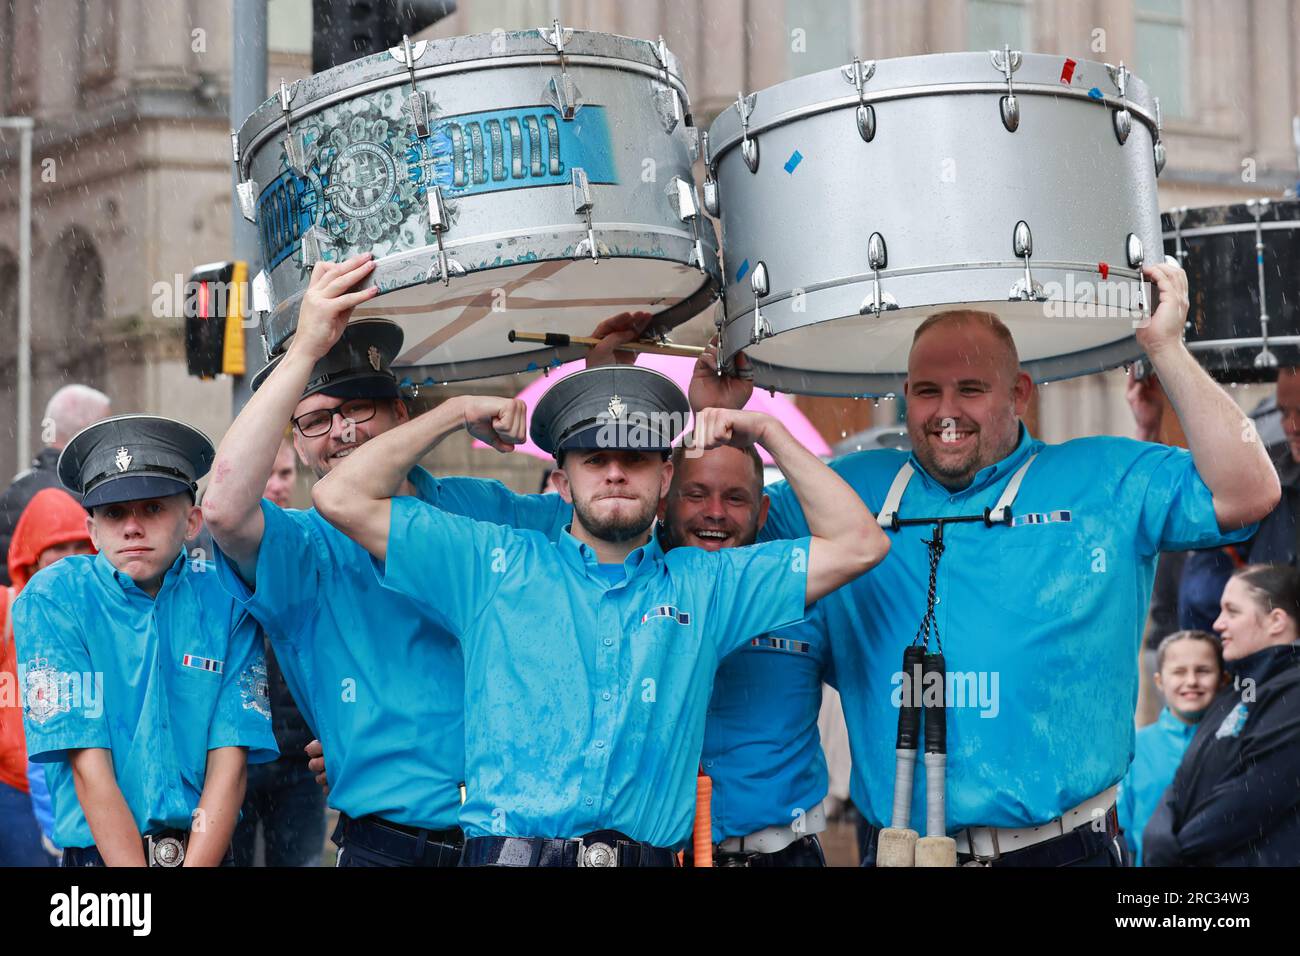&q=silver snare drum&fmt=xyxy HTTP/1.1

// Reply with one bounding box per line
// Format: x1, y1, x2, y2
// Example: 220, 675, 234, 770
235, 23, 719, 382
705, 50, 1165, 396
